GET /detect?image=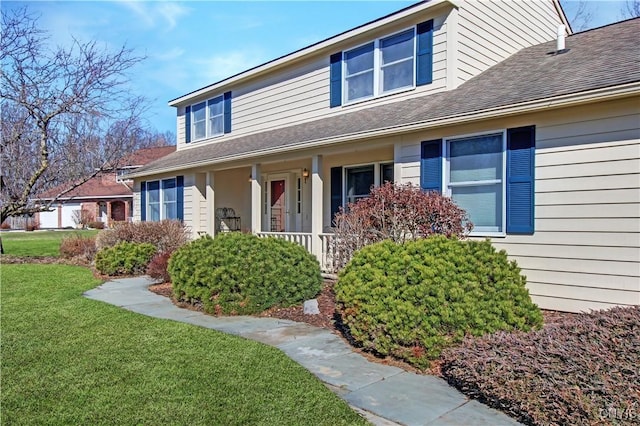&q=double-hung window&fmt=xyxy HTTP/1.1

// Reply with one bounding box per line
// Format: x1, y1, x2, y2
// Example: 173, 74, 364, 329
330, 20, 433, 108
186, 91, 231, 143
343, 28, 415, 103
141, 177, 184, 222
421, 126, 536, 236
446, 133, 505, 234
